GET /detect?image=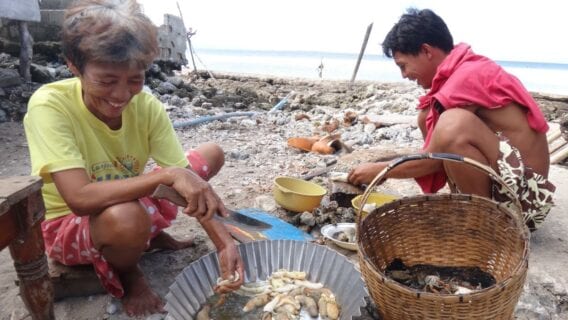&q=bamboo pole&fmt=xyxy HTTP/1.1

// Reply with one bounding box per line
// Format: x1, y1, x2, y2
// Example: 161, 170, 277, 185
349, 23, 373, 90
176, 2, 215, 79
176, 2, 198, 73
